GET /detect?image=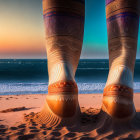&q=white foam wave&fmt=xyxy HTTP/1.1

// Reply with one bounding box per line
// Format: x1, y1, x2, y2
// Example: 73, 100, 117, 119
0, 82, 140, 95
